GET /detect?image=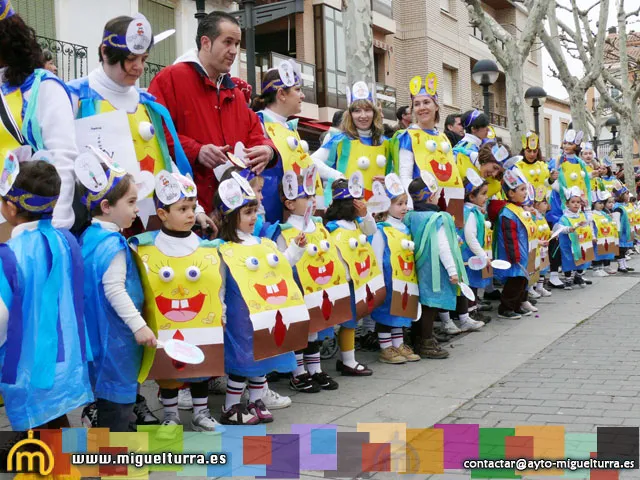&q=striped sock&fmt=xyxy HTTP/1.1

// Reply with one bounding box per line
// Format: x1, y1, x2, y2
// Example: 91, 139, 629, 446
248, 377, 266, 402
391, 328, 404, 348
161, 394, 179, 418
304, 352, 322, 375
192, 397, 208, 415
378, 332, 392, 350
225, 378, 246, 410
294, 353, 306, 377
